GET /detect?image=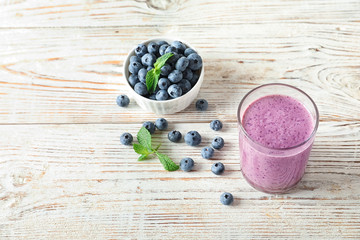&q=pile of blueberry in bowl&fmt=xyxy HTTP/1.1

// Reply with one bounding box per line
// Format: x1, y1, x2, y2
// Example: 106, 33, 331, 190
123, 38, 204, 115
